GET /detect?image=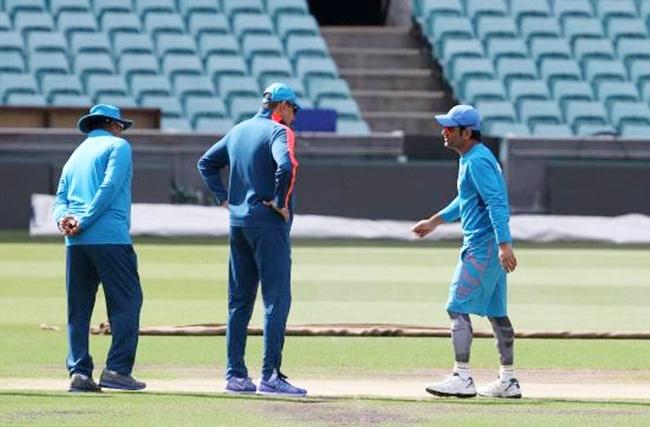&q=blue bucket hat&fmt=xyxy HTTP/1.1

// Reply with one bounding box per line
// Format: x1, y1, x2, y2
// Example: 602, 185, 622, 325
262, 82, 301, 111
434, 104, 481, 131
77, 104, 133, 133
